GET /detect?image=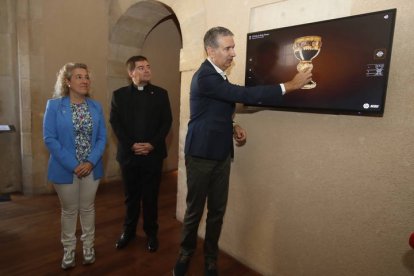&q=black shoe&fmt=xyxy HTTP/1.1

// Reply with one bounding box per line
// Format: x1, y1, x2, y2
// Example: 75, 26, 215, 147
147, 236, 159, 252
173, 255, 191, 276
115, 232, 136, 249
204, 261, 218, 276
